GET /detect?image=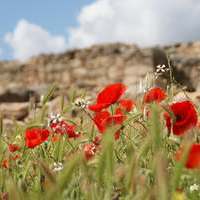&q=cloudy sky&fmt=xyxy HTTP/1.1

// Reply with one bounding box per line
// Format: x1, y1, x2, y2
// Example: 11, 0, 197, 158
1, 0, 200, 61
